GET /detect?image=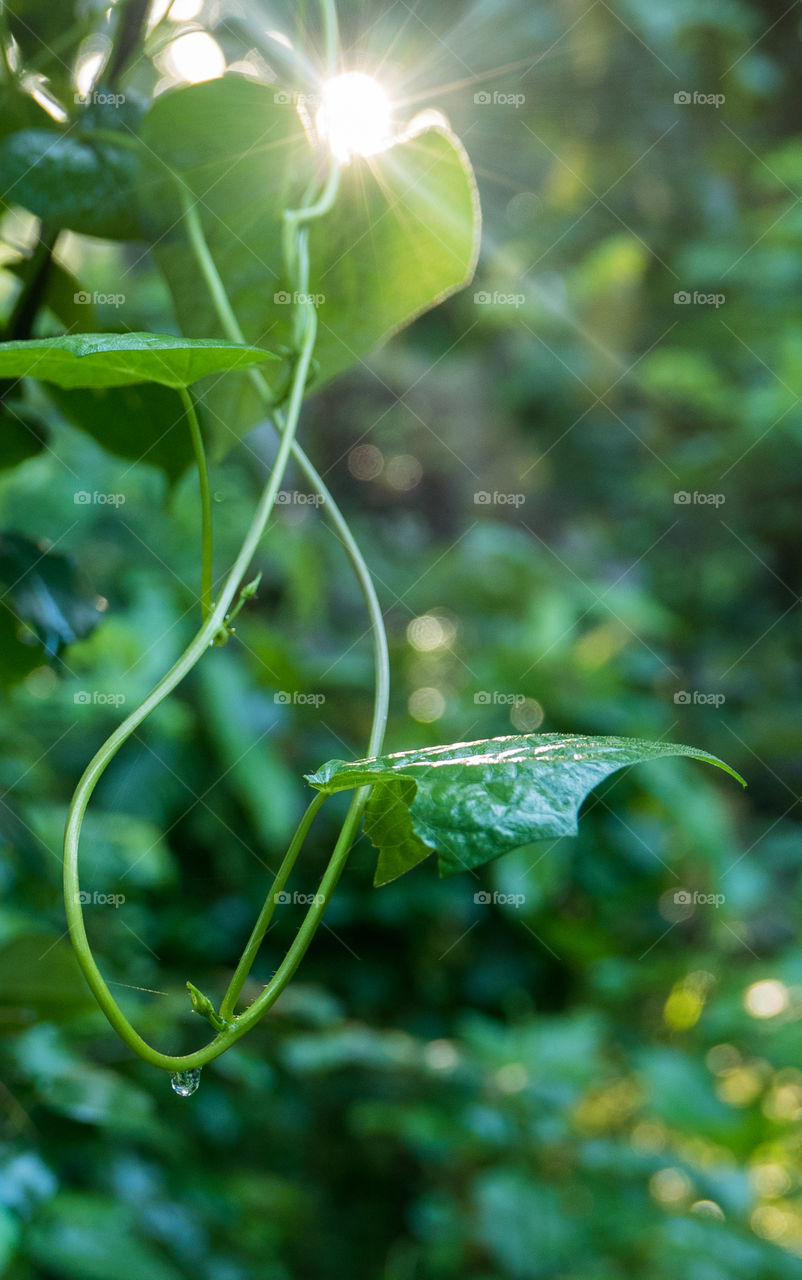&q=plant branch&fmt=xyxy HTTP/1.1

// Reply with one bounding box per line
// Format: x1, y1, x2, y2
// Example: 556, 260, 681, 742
178, 185, 393, 1026
0, 225, 60, 410
320, 0, 338, 77
178, 190, 390, 759
218, 791, 327, 1021
106, 0, 152, 89
63, 13, 389, 1069
179, 386, 213, 621
62, 305, 319, 1073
